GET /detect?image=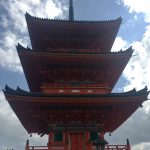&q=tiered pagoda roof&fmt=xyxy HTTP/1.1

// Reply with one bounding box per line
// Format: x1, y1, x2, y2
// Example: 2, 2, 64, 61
3, 85, 149, 135
2, 2, 150, 150
3, 10, 149, 137
17, 44, 133, 92
25, 13, 122, 53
